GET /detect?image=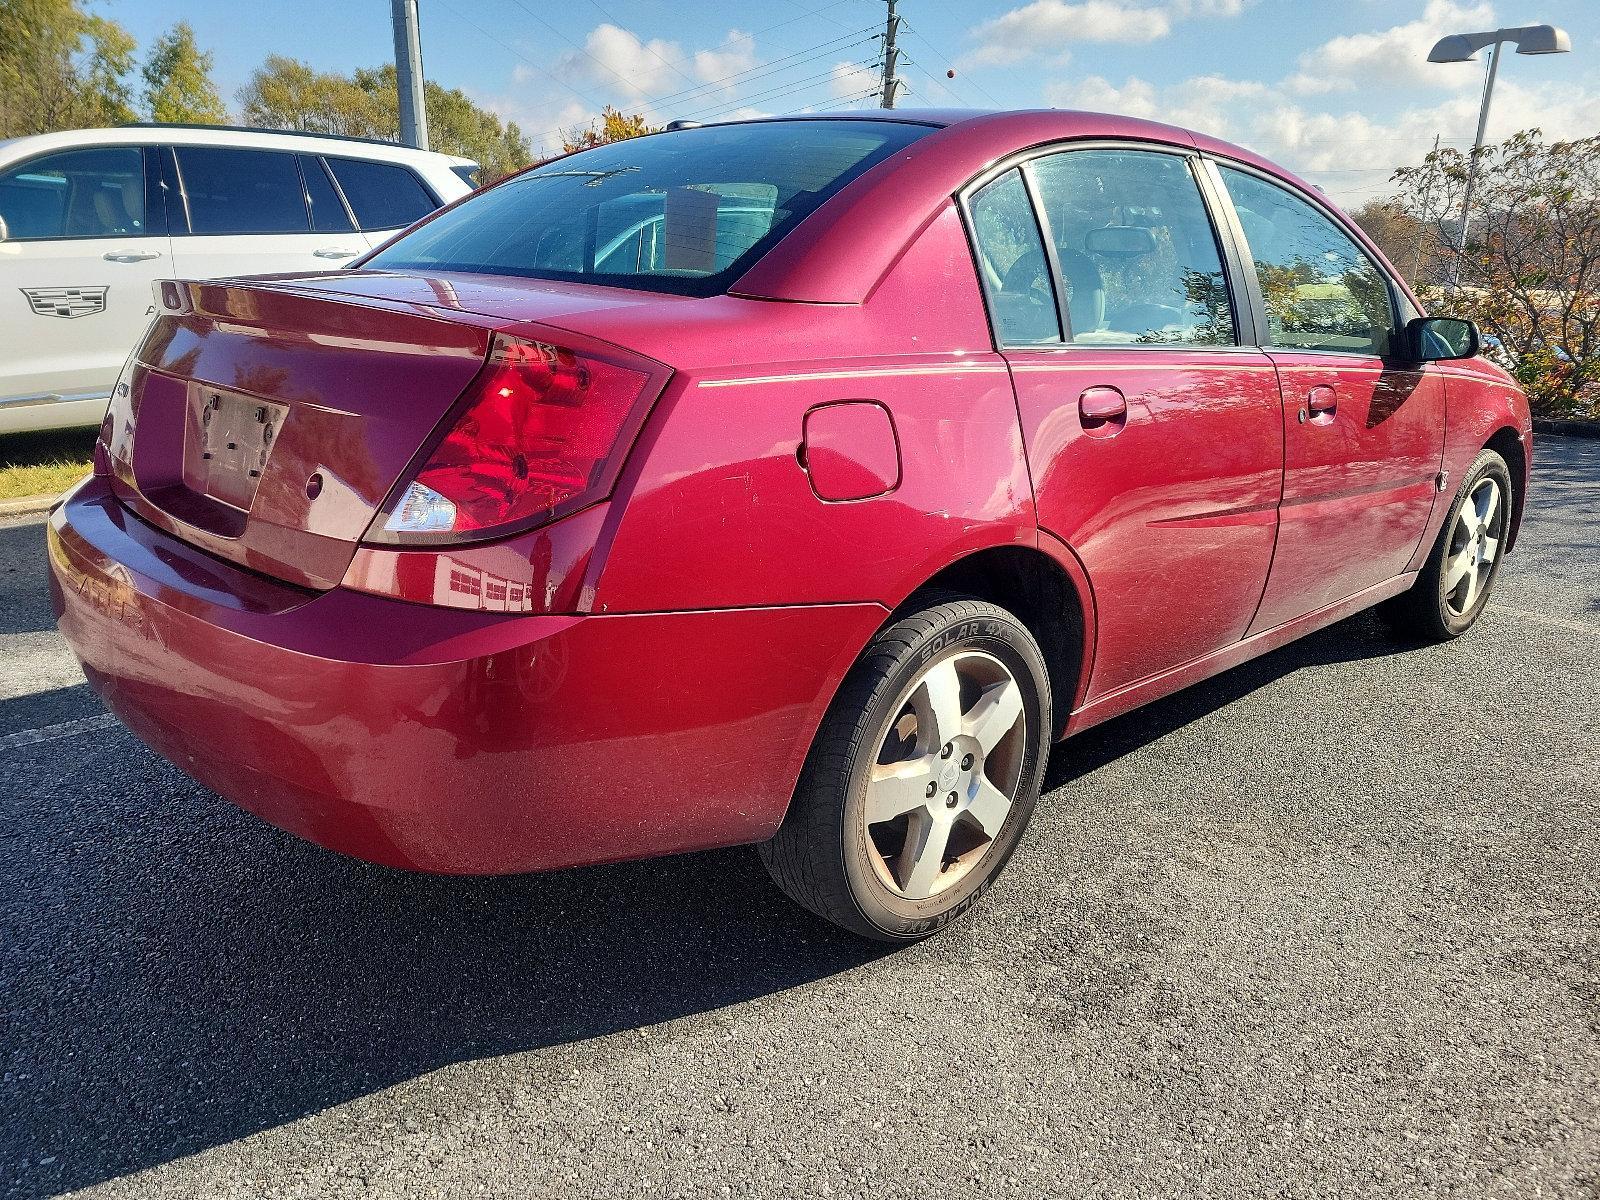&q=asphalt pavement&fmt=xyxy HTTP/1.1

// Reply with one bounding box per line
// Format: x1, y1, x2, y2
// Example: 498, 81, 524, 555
2, 437, 1597, 1199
